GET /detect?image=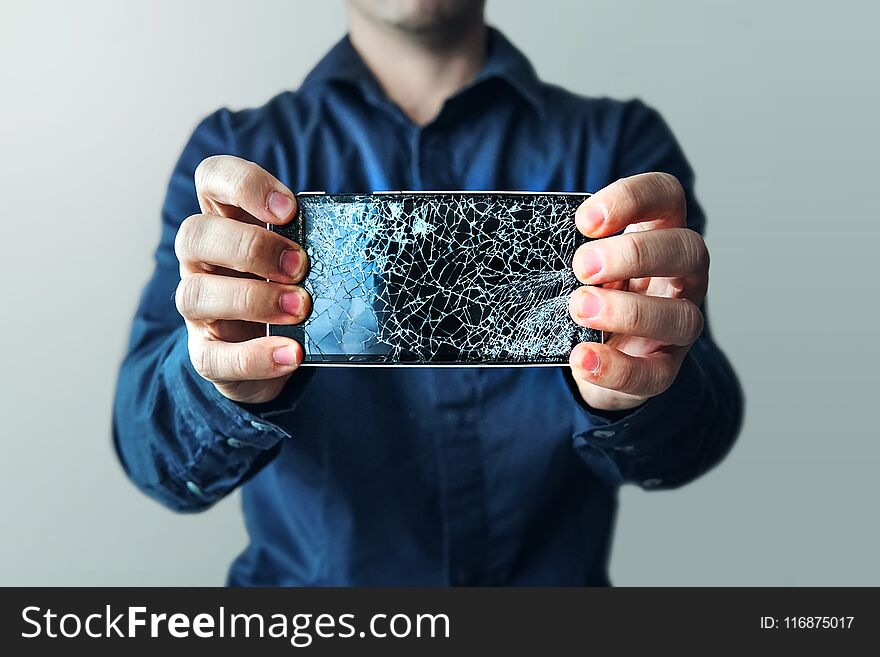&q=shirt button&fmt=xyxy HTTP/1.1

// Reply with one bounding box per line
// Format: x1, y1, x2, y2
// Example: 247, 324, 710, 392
593, 429, 616, 439
249, 420, 272, 432
642, 478, 664, 489
185, 481, 204, 496
226, 438, 245, 449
